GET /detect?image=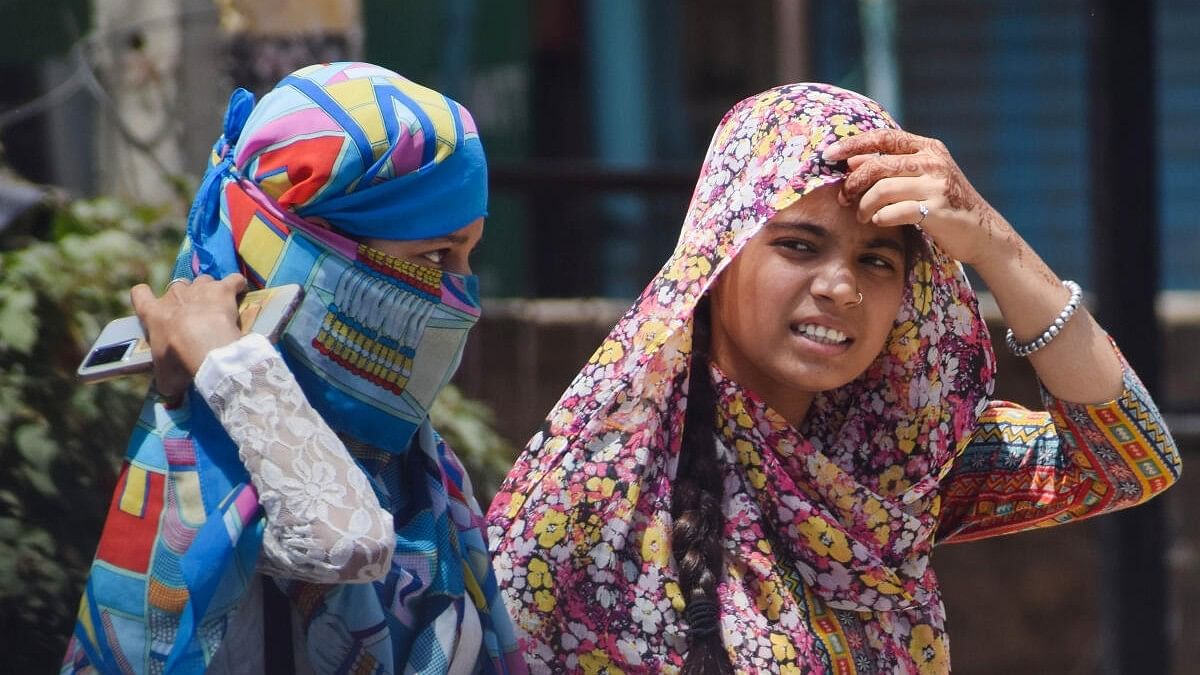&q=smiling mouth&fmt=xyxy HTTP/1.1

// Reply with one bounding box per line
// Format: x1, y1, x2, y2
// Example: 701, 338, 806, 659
791, 322, 852, 346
